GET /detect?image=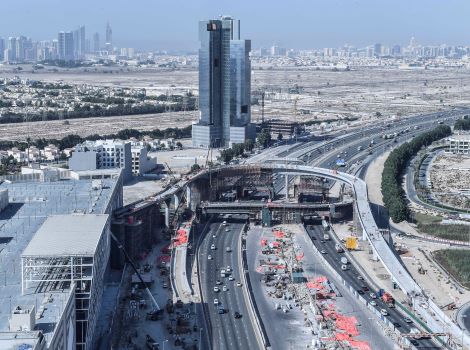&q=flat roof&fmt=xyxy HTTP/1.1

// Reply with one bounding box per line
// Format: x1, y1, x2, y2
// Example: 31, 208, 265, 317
22, 214, 109, 257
